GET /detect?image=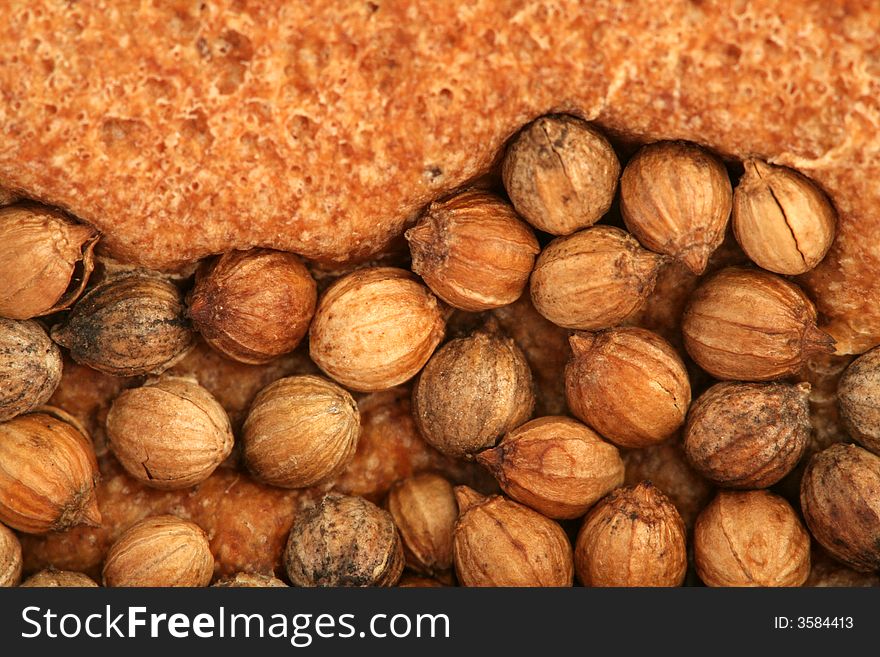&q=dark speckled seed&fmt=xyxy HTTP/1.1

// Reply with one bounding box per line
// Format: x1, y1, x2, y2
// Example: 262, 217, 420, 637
413, 321, 535, 458
51, 274, 193, 376
684, 381, 811, 489
0, 318, 62, 421
800, 444, 880, 573
284, 494, 404, 587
